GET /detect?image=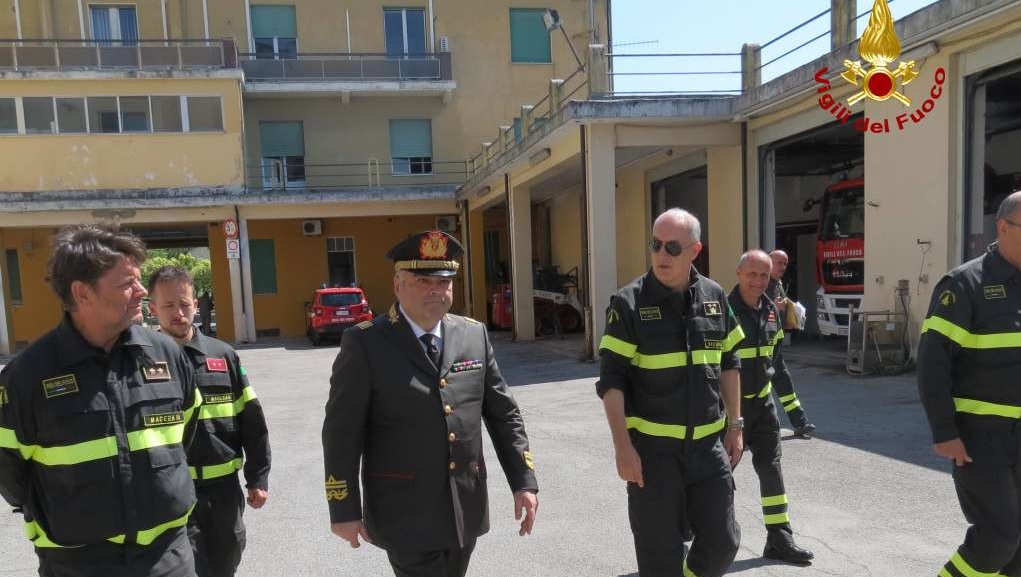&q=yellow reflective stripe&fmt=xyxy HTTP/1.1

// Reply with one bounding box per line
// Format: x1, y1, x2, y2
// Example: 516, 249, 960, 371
24, 521, 80, 548
626, 416, 726, 441
189, 457, 243, 480
736, 346, 774, 359
690, 349, 721, 365
950, 551, 999, 577
783, 400, 802, 413
185, 388, 202, 421
693, 417, 726, 439
133, 506, 193, 546
778, 393, 797, 403
683, 560, 699, 577
236, 386, 257, 410
938, 570, 953, 577
954, 398, 1021, 419
127, 424, 184, 452
600, 335, 637, 359
775, 328, 785, 343
199, 402, 234, 420
923, 316, 1021, 349
721, 326, 745, 353
761, 494, 788, 507
30, 436, 118, 466
632, 352, 687, 369
744, 381, 773, 400
0, 426, 19, 451
764, 512, 790, 525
